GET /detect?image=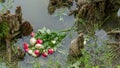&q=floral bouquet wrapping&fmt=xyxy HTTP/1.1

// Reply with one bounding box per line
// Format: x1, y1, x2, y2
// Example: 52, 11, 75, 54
23, 27, 66, 57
